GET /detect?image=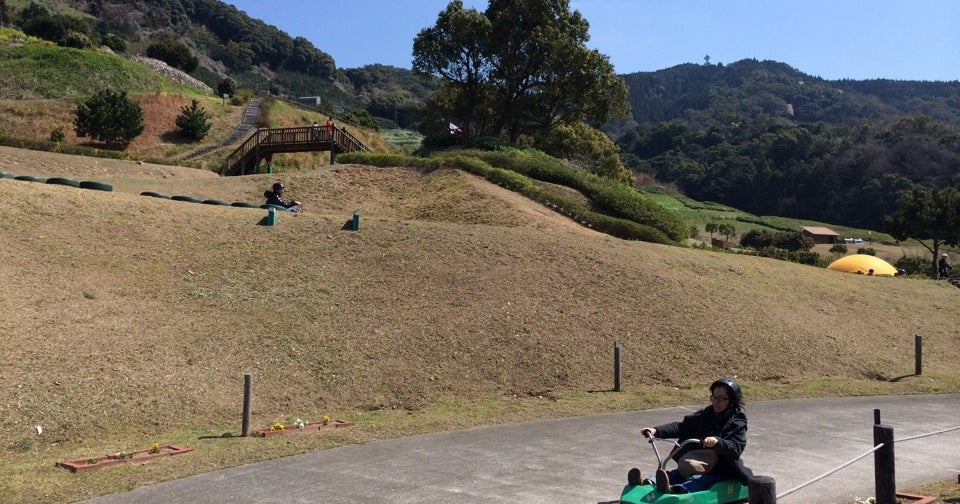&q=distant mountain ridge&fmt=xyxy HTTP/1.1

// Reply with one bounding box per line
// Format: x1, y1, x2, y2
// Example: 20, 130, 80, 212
620, 59, 960, 126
